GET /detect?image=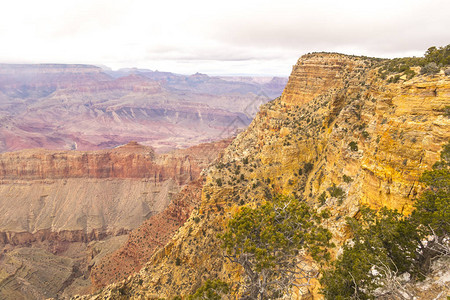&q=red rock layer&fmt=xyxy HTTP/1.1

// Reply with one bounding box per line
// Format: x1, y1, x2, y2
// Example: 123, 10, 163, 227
0, 142, 185, 181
